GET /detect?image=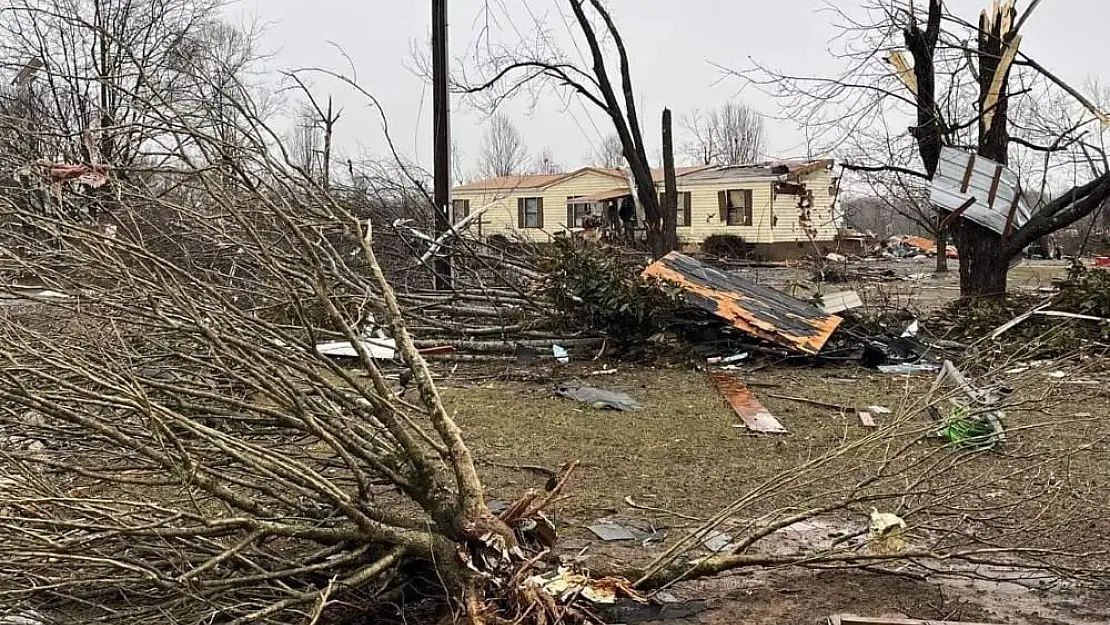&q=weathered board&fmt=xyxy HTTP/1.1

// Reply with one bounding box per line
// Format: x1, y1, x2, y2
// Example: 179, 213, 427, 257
708, 371, 786, 434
